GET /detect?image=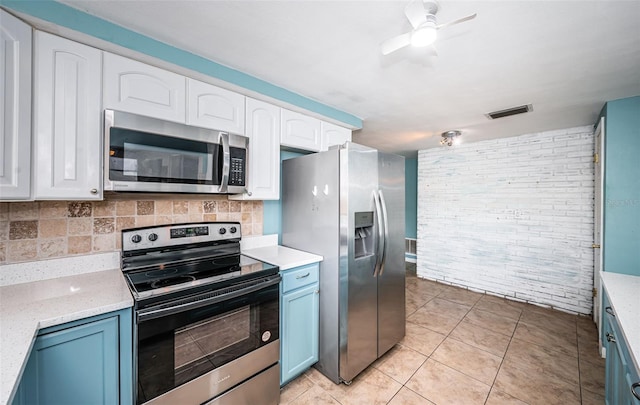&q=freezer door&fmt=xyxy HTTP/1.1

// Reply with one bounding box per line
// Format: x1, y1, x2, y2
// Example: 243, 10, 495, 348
377, 152, 406, 357
339, 143, 380, 383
